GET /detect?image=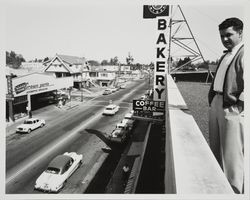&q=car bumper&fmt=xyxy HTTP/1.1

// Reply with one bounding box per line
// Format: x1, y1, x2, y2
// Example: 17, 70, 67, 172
34, 185, 59, 193
102, 112, 115, 115
16, 130, 29, 133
